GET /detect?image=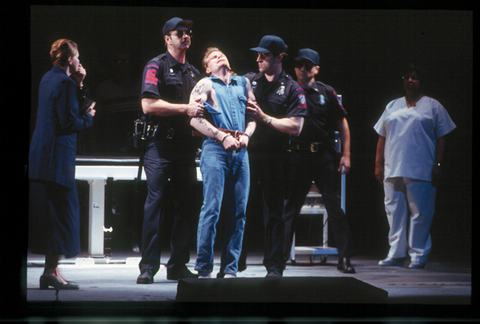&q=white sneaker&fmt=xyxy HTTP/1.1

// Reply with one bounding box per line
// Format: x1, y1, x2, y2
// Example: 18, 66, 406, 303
198, 272, 212, 279
223, 273, 236, 278
408, 261, 426, 269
